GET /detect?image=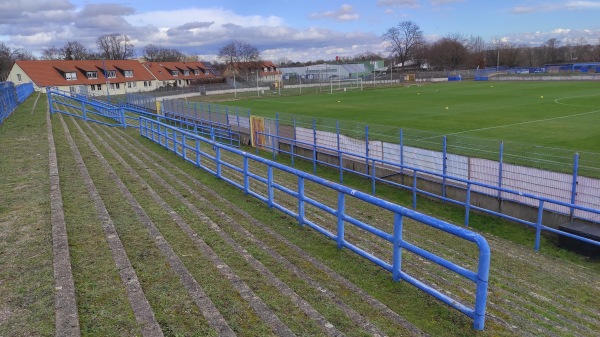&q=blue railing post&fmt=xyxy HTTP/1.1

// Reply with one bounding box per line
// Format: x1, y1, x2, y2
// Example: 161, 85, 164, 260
195, 139, 201, 167
337, 120, 343, 183
47, 91, 54, 115
216, 146, 222, 179
400, 129, 404, 177
312, 118, 317, 174
275, 113, 279, 159
392, 213, 403, 282
297, 176, 305, 226
534, 199, 545, 251
442, 136, 447, 198
182, 134, 186, 160
465, 183, 472, 227
498, 141, 504, 202
570, 153, 579, 220
82, 100, 87, 121
292, 116, 296, 167
365, 125, 370, 175
267, 166, 274, 208
371, 159, 376, 195
336, 192, 345, 249
121, 107, 126, 128
412, 170, 418, 209
243, 157, 249, 194
473, 243, 490, 331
